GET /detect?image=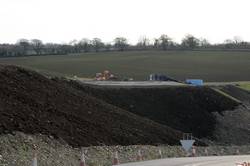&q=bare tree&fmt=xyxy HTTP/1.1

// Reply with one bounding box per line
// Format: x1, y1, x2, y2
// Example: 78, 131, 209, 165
199, 38, 210, 47
233, 36, 243, 44
79, 38, 91, 52
137, 36, 150, 49
159, 35, 172, 50
92, 38, 104, 52
114, 37, 128, 51
44, 43, 59, 54
16, 39, 30, 55
153, 38, 160, 49
104, 43, 112, 51
181, 35, 199, 50
31, 39, 43, 55
224, 39, 234, 48
69, 39, 81, 53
